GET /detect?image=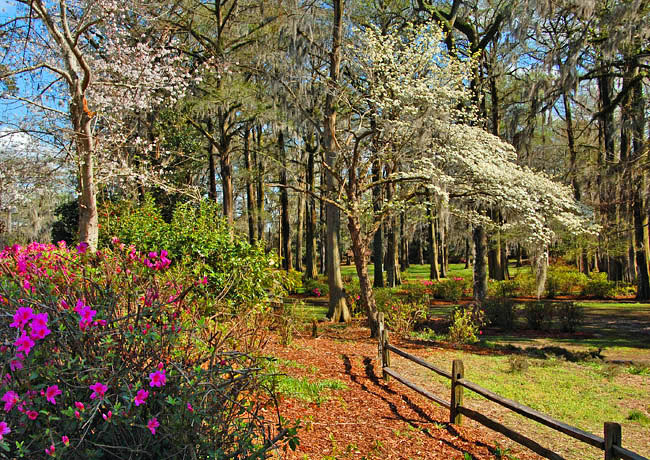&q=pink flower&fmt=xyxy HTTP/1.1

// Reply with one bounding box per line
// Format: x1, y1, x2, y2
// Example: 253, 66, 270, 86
89, 382, 107, 400
45, 444, 55, 456
148, 369, 166, 387
102, 410, 112, 421
147, 417, 159, 435
27, 410, 38, 420
76, 242, 89, 254
14, 332, 35, 355
79, 306, 97, 322
60, 299, 69, 310
10, 307, 33, 329
186, 402, 194, 412
2, 391, 19, 412
74, 401, 85, 411
74, 410, 80, 419
9, 358, 23, 371
62, 435, 69, 446
0, 421, 10, 440
45, 385, 61, 405
30, 324, 51, 340
134, 389, 148, 406
31, 312, 48, 329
